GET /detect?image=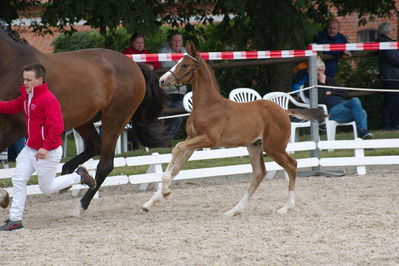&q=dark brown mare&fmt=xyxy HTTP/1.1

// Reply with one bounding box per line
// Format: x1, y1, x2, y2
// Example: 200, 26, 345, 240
142, 41, 325, 216
0, 24, 166, 214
